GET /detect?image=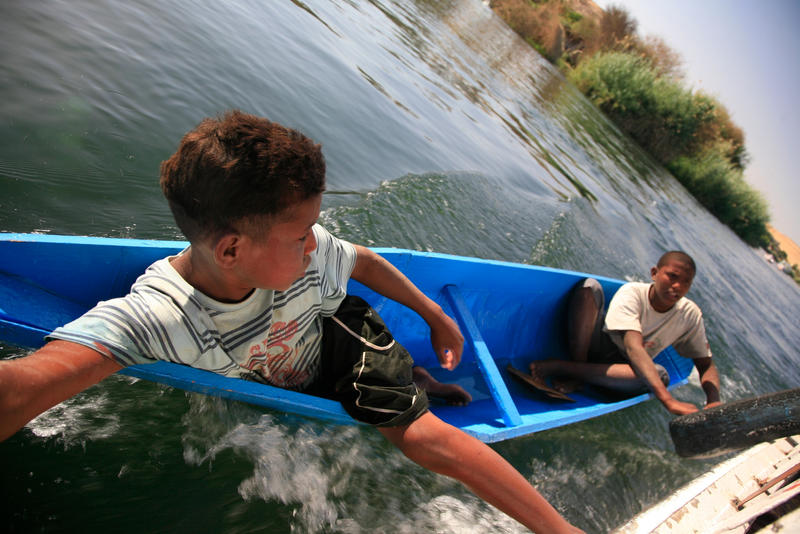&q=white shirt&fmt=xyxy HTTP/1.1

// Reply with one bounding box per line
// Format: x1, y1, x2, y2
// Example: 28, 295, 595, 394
604, 282, 712, 360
